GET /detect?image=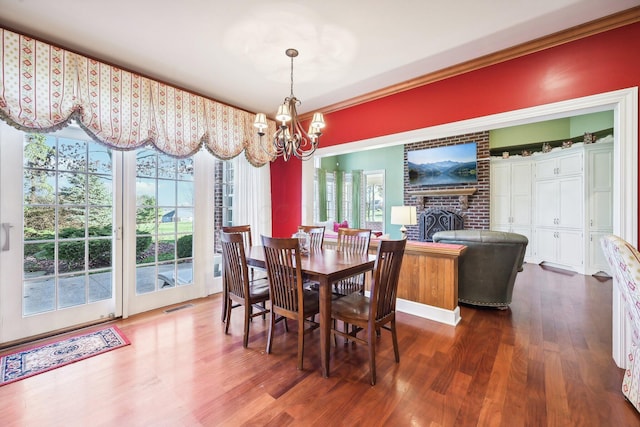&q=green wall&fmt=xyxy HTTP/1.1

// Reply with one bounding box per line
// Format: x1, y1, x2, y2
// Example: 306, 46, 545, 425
489, 111, 613, 149
322, 145, 404, 238
569, 111, 613, 137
